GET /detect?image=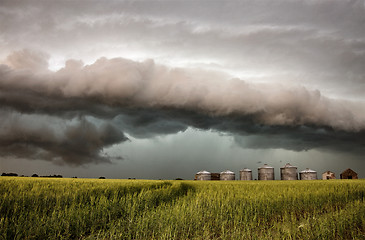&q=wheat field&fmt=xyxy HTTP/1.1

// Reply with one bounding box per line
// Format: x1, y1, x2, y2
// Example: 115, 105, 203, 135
0, 177, 364, 239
